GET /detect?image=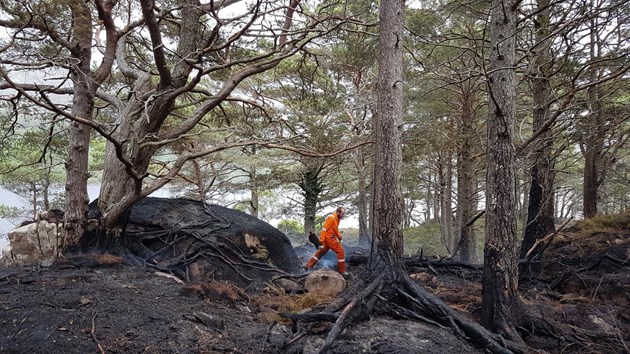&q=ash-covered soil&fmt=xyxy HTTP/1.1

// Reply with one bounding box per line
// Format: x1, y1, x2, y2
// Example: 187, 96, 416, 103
0, 256, 479, 354
1, 226, 628, 354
